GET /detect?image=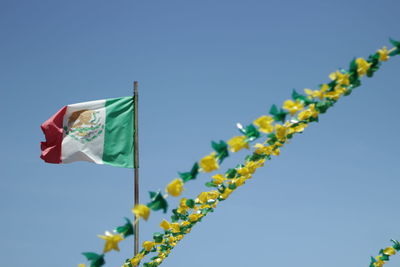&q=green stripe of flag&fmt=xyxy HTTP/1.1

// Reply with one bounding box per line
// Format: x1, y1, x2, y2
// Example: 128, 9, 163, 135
103, 97, 134, 168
